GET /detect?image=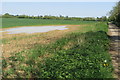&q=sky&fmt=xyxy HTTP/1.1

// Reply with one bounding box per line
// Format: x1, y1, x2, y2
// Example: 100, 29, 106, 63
1, 2, 117, 17
2, 0, 119, 2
